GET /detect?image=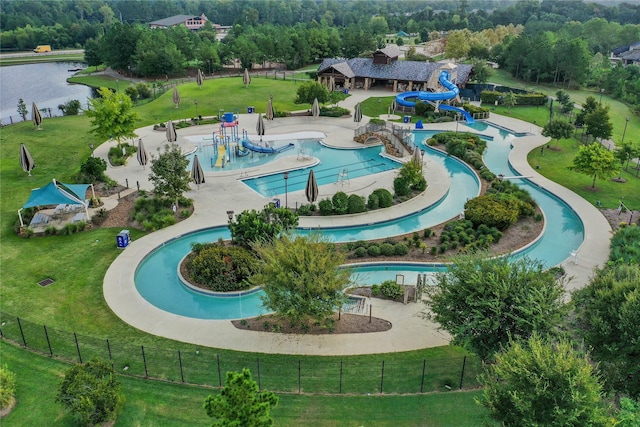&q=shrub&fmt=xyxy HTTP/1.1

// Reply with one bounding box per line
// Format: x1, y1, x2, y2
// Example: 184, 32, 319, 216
380, 243, 395, 256
430, 246, 437, 255
347, 194, 366, 214
318, 198, 334, 215
332, 192, 349, 215
464, 194, 520, 231
79, 157, 108, 182
0, 365, 17, 410
297, 204, 312, 216
367, 193, 380, 210
423, 228, 432, 238
394, 243, 409, 255
354, 247, 367, 258
394, 175, 411, 197
187, 245, 258, 291
378, 280, 404, 300
412, 175, 427, 191
367, 245, 381, 256
372, 188, 393, 208
414, 101, 435, 116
